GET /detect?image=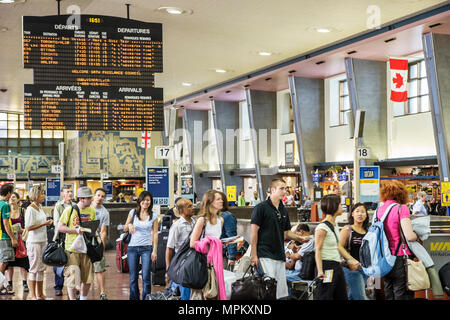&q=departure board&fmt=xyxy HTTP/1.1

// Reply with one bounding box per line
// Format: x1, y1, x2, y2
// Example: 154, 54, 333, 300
22, 15, 163, 131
